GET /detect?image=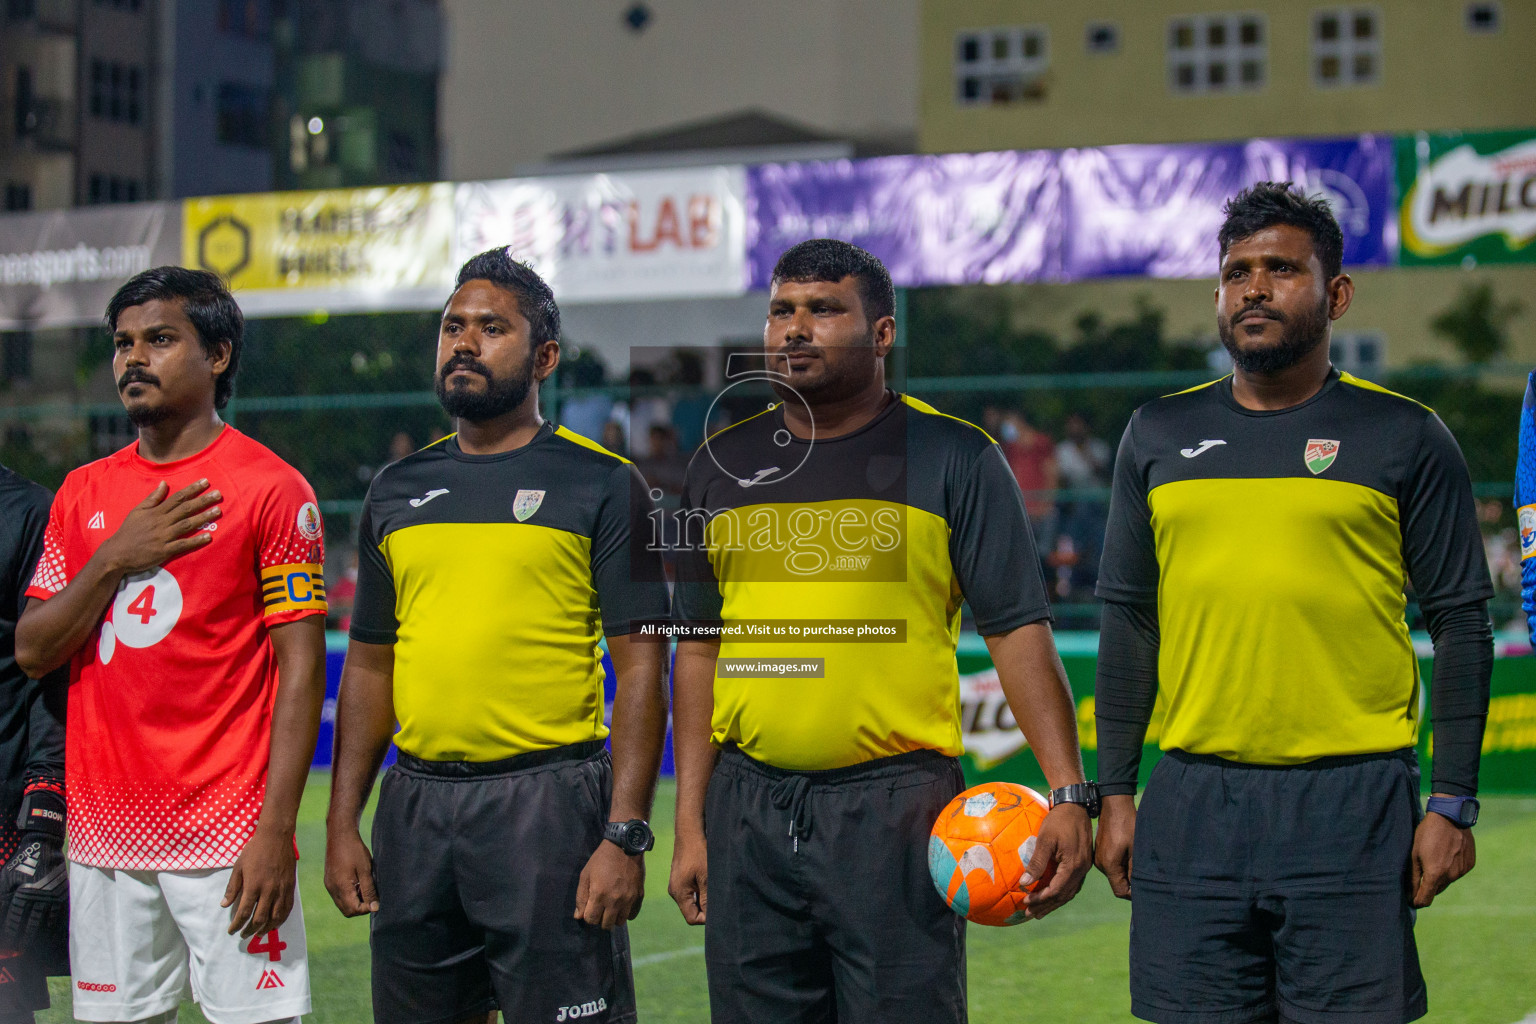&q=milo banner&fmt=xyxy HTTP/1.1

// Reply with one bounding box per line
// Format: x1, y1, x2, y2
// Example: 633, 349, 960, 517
1397, 128, 1536, 266
956, 632, 1536, 794
0, 201, 180, 330
182, 183, 455, 315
